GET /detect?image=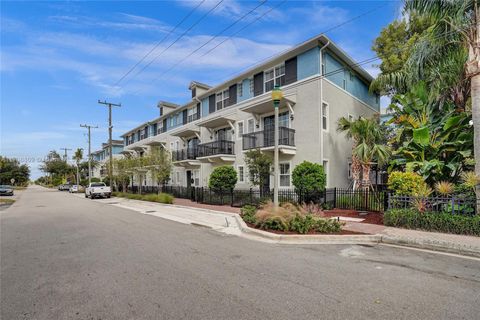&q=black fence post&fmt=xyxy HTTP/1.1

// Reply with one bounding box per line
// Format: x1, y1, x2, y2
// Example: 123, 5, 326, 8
383, 191, 389, 212
333, 187, 337, 209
